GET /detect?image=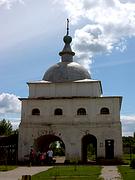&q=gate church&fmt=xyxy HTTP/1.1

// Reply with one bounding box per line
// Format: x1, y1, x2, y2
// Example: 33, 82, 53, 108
18, 24, 123, 163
